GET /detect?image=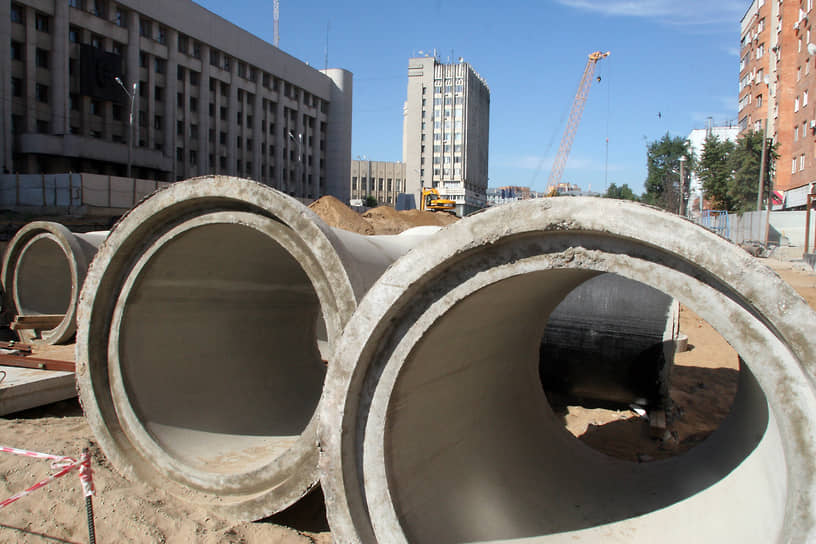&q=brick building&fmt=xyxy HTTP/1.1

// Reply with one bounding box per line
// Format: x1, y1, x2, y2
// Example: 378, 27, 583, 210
740, 0, 816, 208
